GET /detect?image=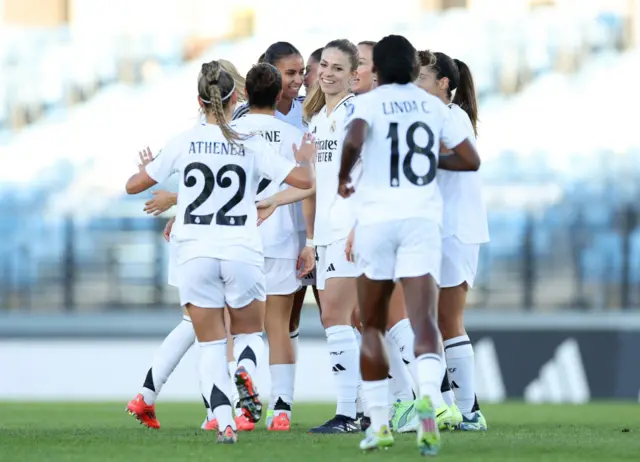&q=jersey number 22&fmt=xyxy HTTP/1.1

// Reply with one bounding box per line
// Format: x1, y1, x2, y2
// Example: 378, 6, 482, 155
183, 162, 247, 226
